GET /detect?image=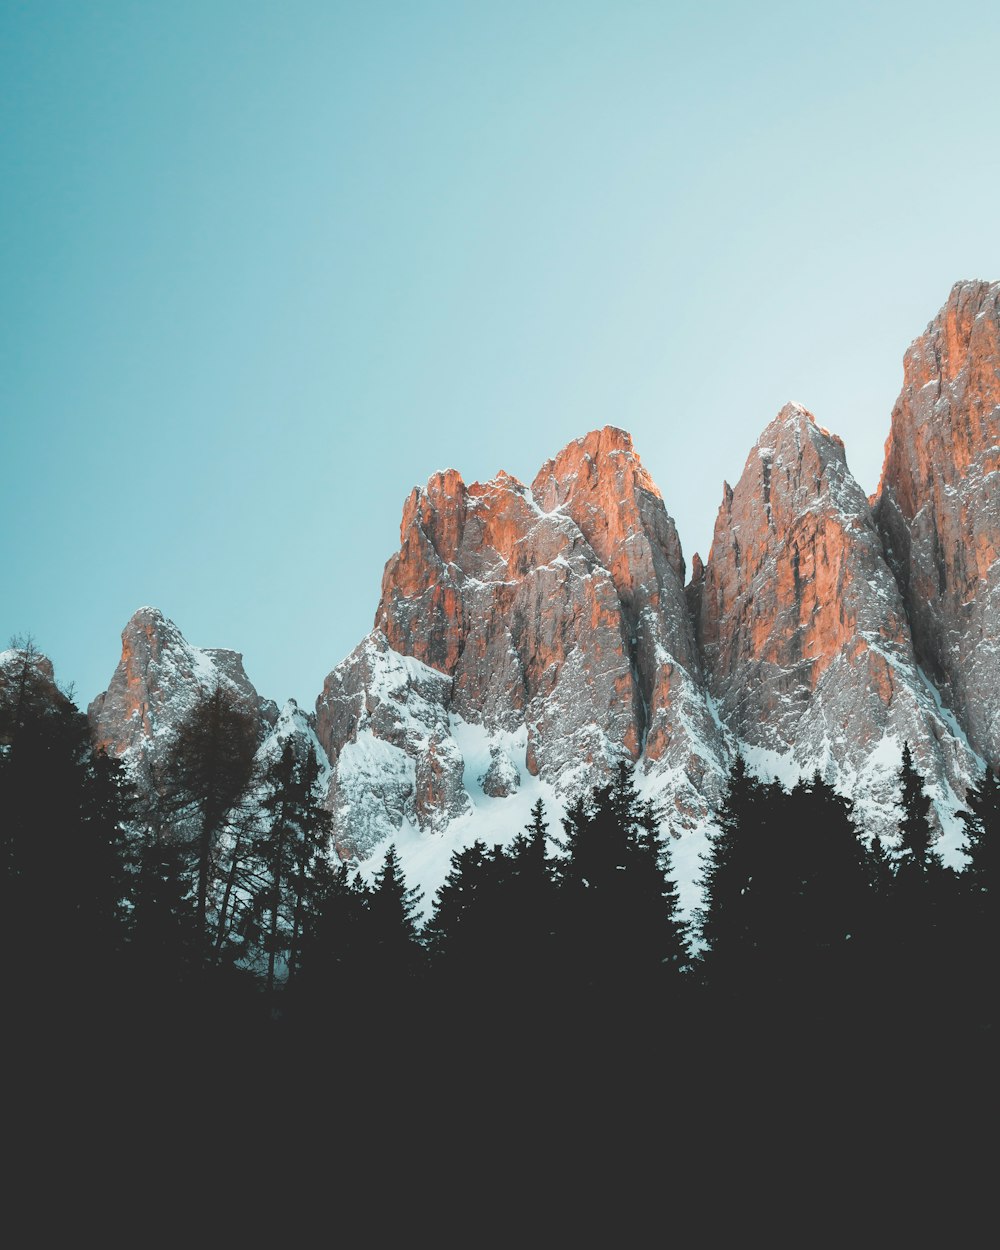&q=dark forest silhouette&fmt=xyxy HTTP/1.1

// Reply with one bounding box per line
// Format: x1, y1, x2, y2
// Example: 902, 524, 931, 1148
3, 641, 997, 1092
